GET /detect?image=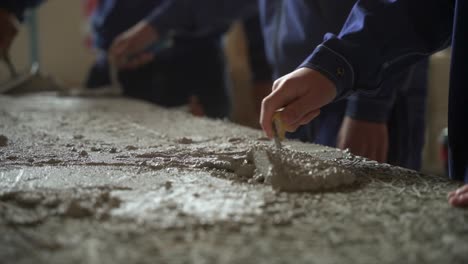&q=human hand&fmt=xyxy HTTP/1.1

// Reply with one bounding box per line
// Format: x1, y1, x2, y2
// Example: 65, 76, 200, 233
448, 185, 468, 208
109, 21, 158, 69
337, 117, 388, 163
260, 68, 336, 138
0, 8, 19, 55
